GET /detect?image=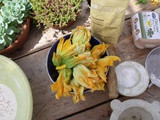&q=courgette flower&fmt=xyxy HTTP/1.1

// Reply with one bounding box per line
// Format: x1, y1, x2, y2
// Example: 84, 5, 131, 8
73, 64, 106, 91
52, 37, 76, 66
78, 51, 97, 68
70, 26, 91, 54
59, 52, 90, 69
96, 56, 121, 82
71, 26, 91, 45
73, 64, 99, 89
58, 38, 75, 57
51, 68, 72, 99
70, 78, 86, 103
91, 43, 109, 59
52, 52, 61, 66
150, 0, 160, 6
